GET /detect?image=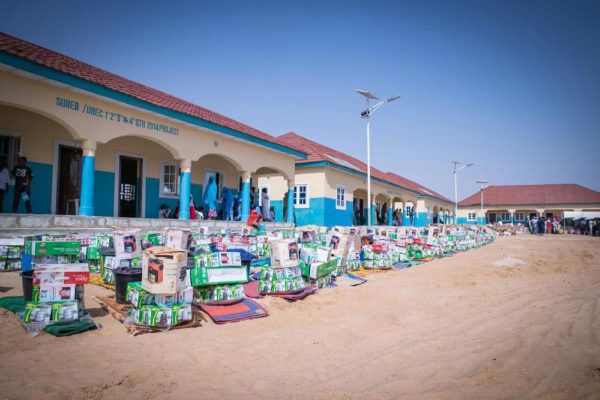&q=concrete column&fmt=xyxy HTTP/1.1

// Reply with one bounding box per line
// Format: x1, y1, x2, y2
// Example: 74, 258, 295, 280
388, 203, 394, 226
178, 159, 192, 220
78, 140, 96, 217
286, 180, 294, 223
415, 199, 428, 226
241, 171, 251, 222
